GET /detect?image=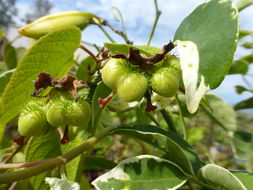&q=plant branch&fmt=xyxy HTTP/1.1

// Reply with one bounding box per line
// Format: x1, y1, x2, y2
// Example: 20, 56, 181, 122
3, 146, 23, 164
93, 17, 132, 44
147, 0, 161, 46
79, 44, 98, 62
160, 109, 177, 133
0, 127, 112, 184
